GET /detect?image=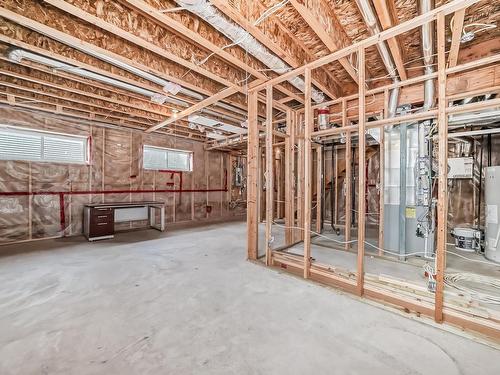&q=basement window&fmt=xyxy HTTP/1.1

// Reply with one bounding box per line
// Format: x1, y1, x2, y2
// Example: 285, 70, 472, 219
0, 126, 89, 164
143, 145, 192, 172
